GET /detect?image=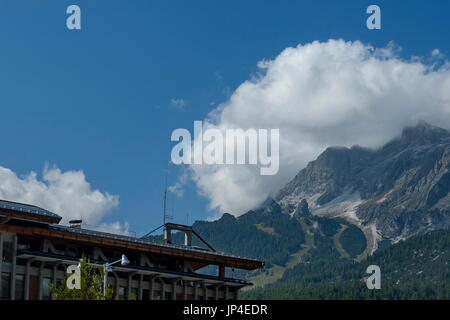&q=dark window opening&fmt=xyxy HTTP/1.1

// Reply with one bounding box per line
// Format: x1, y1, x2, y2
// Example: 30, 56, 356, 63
15, 274, 25, 300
